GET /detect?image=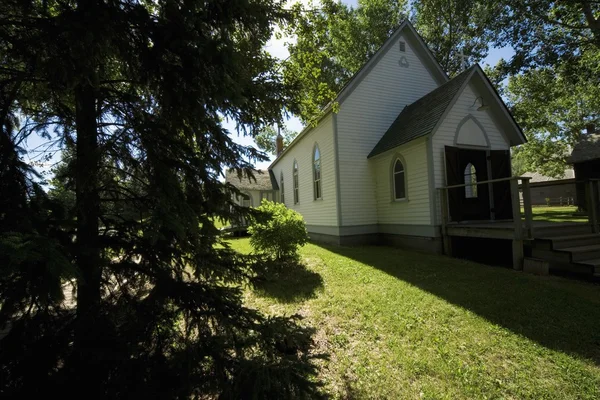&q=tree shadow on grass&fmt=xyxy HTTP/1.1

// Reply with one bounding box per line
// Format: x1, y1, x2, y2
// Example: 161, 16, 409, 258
252, 260, 324, 303
318, 243, 600, 365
